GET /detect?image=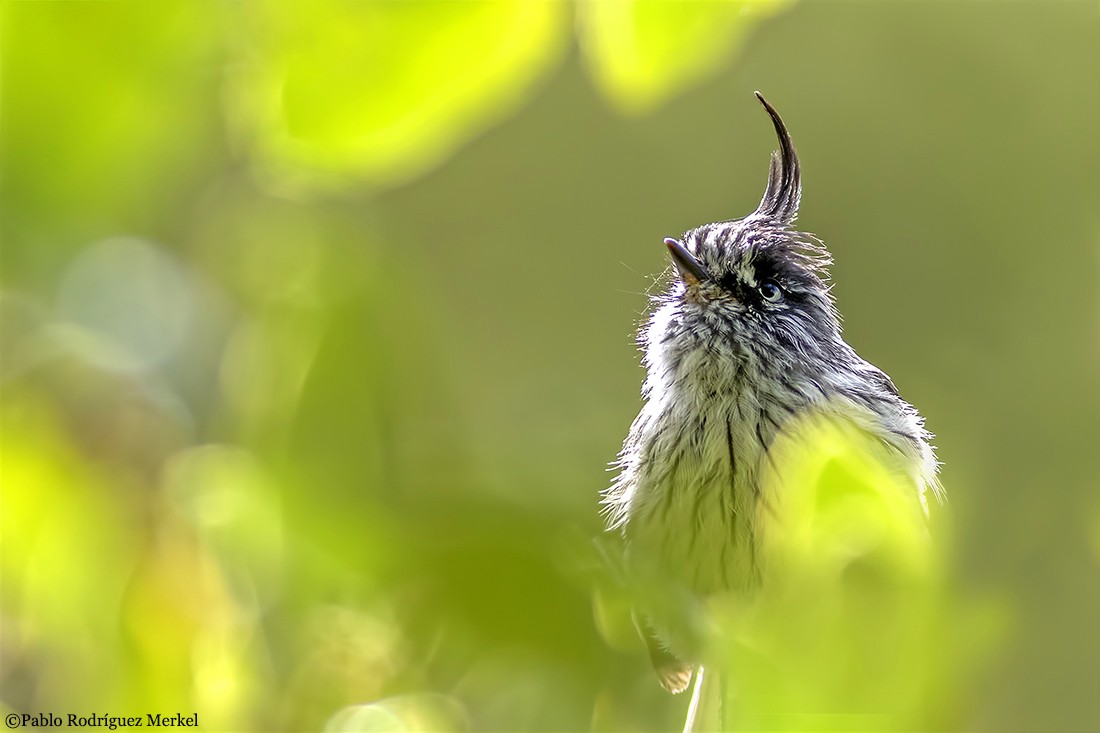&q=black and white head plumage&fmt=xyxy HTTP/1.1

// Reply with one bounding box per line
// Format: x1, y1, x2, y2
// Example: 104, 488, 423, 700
656, 92, 845, 385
